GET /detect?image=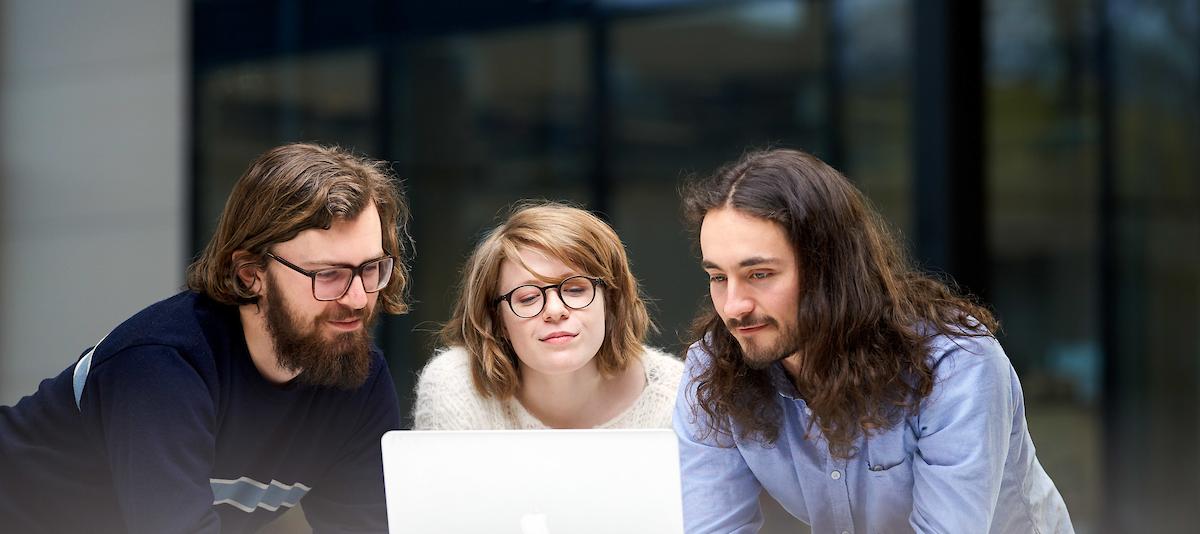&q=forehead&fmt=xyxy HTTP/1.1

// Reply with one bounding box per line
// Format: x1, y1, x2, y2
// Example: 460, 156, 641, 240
274, 202, 384, 263
699, 207, 795, 268
498, 247, 578, 286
